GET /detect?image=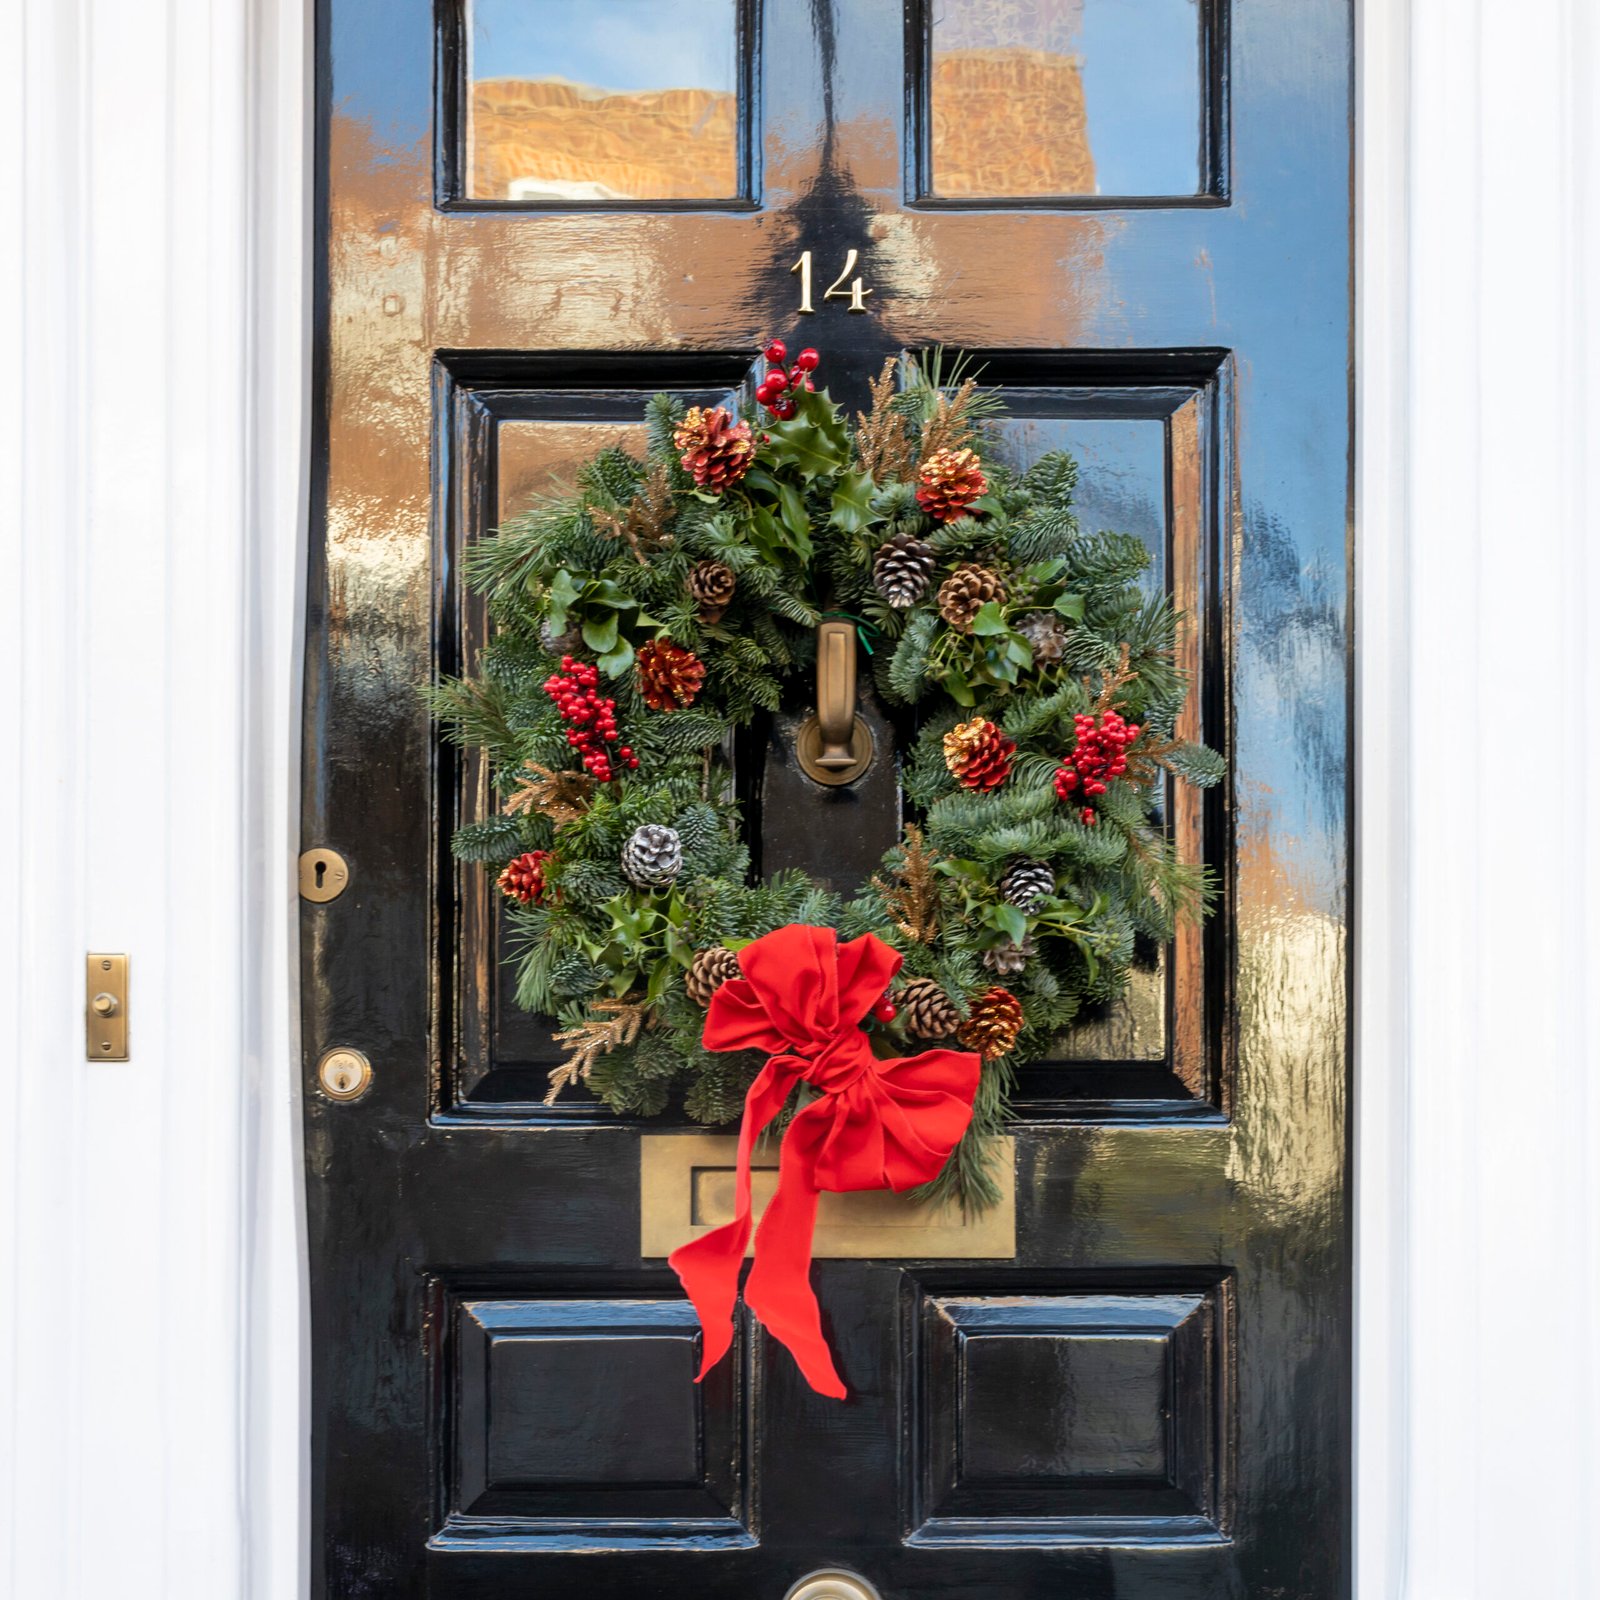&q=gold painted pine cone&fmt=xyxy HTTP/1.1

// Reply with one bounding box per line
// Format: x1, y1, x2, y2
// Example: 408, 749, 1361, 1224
936, 562, 1007, 632
957, 986, 1026, 1060
916, 446, 988, 523
942, 716, 1016, 791
673, 405, 754, 492
636, 638, 706, 711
